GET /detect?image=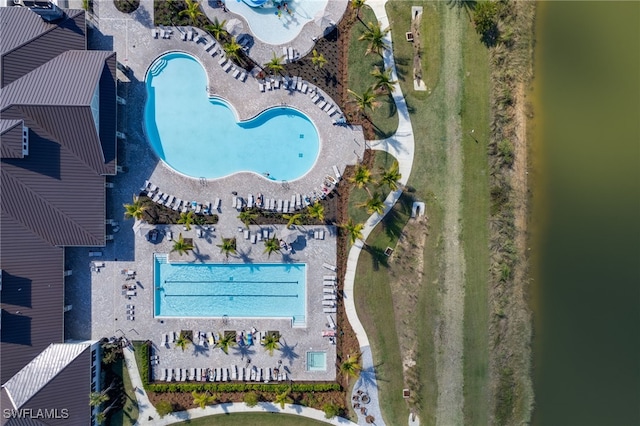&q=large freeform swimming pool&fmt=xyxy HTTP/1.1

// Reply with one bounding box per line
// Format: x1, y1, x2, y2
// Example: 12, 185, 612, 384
144, 52, 319, 181
227, 0, 329, 45
154, 255, 306, 320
